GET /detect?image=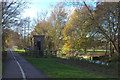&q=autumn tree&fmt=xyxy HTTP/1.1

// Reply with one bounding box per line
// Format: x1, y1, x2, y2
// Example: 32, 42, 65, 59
47, 3, 67, 50
31, 20, 53, 50
31, 2, 67, 51
63, 6, 98, 53
64, 1, 119, 55
2, 29, 23, 48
